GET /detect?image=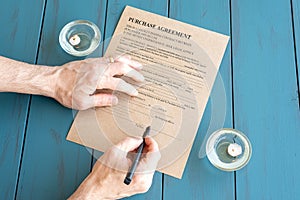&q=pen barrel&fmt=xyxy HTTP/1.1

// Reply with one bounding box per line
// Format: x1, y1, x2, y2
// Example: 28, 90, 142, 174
123, 126, 150, 185
124, 145, 144, 185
